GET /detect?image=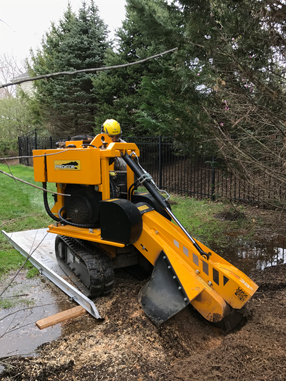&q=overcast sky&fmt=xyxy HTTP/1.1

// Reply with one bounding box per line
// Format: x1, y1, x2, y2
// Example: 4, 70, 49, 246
0, 0, 127, 66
